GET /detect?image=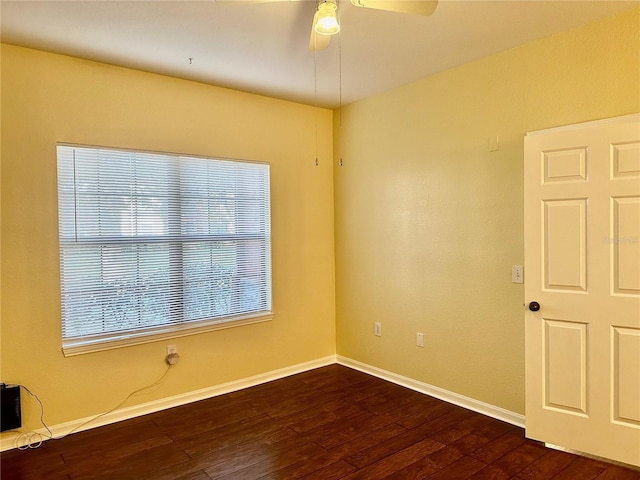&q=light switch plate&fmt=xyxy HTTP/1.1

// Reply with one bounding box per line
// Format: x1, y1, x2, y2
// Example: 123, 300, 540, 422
512, 265, 524, 283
